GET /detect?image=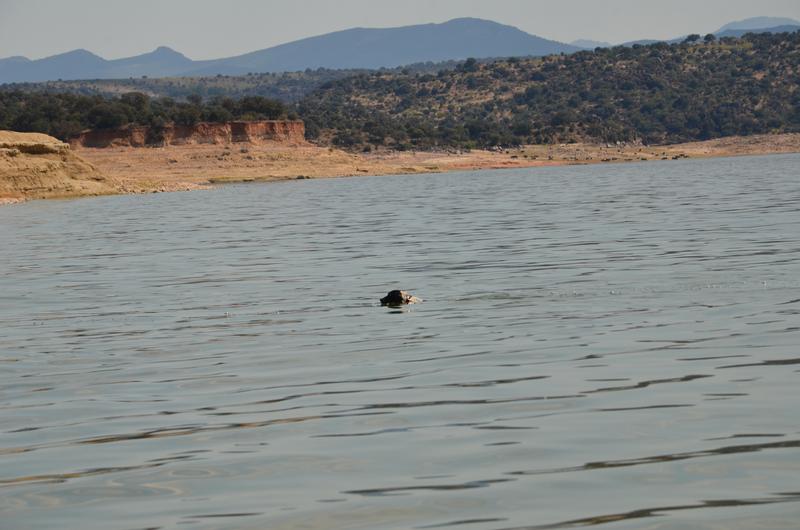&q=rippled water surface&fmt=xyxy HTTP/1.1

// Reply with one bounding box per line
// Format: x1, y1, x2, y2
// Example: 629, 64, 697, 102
2, 154, 800, 530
